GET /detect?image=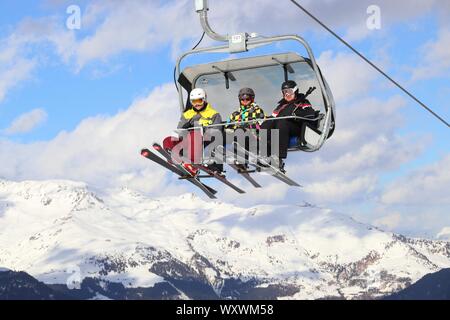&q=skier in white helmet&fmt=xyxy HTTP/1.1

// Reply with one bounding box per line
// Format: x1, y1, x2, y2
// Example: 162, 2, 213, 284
177, 88, 222, 129
162, 88, 223, 175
